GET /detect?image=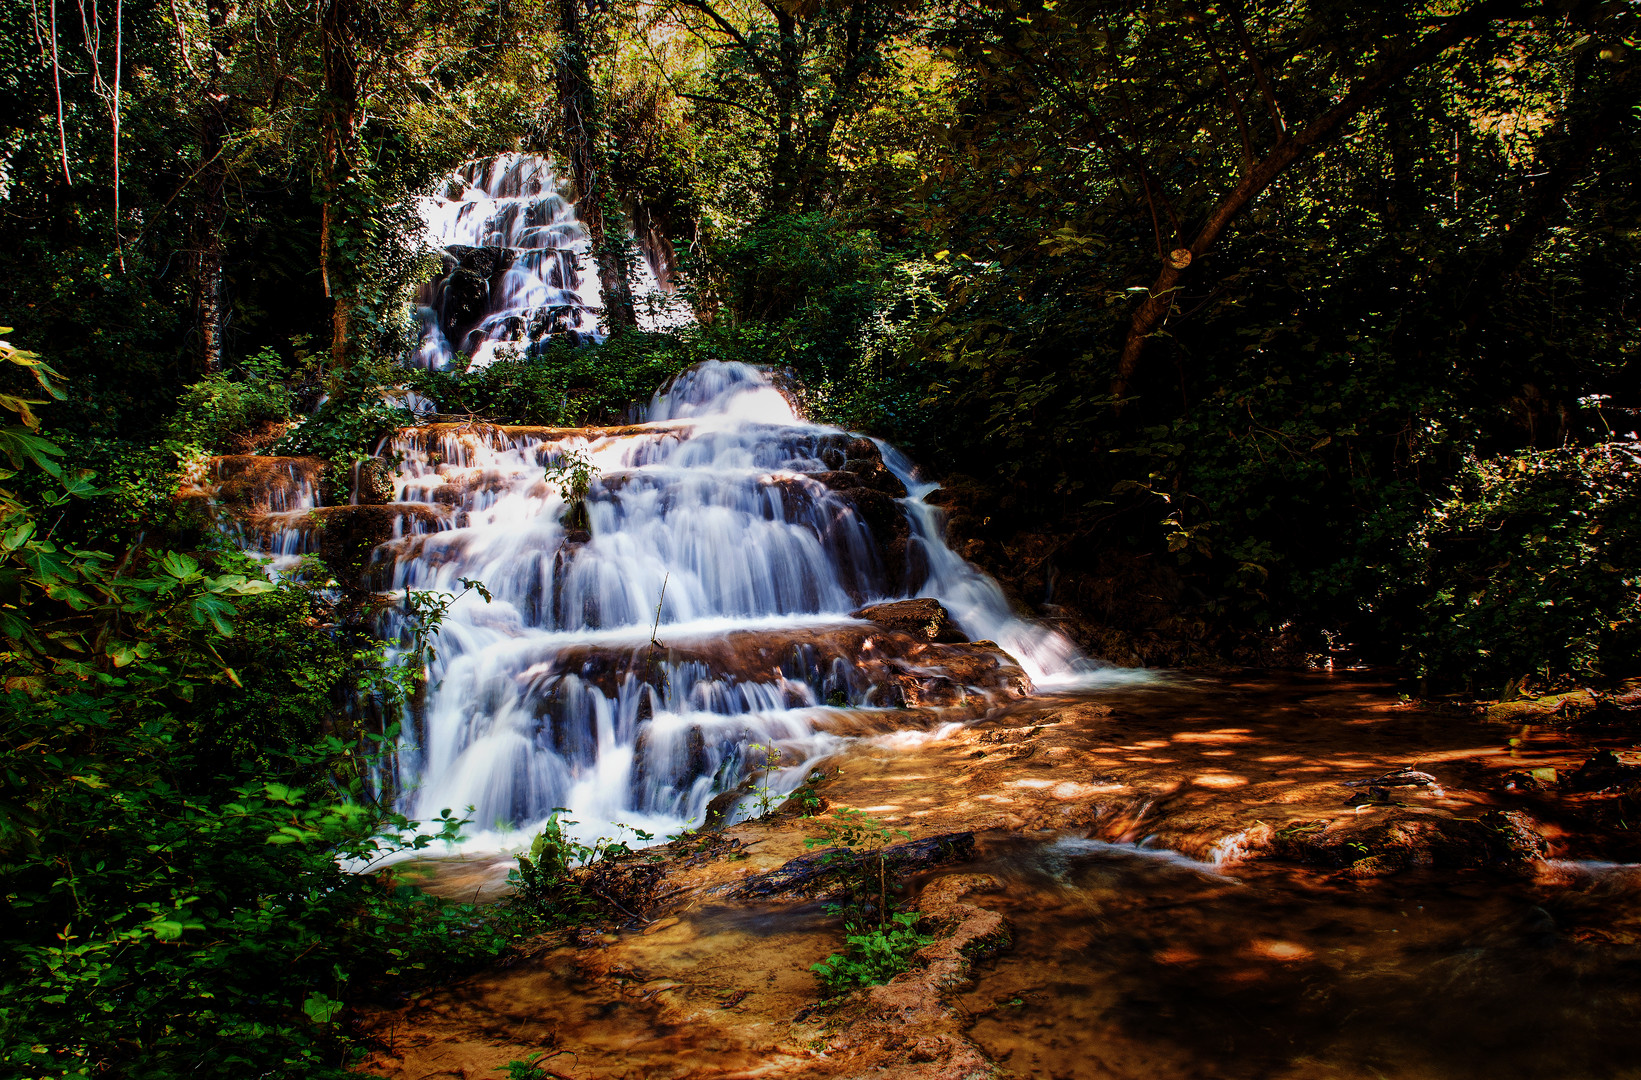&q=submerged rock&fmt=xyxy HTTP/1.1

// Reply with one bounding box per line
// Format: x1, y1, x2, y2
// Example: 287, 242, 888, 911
724, 832, 978, 901
1562, 749, 1641, 793
1270, 809, 1548, 876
